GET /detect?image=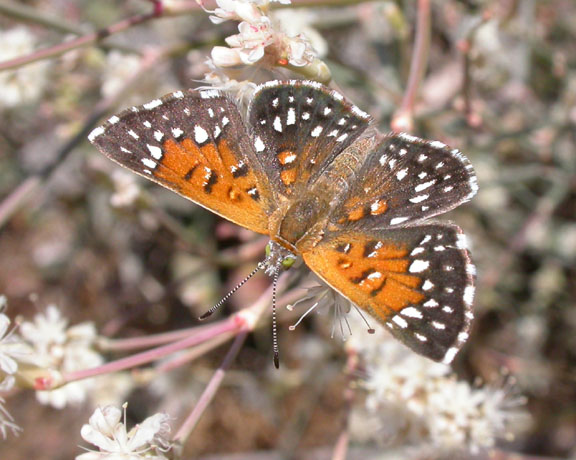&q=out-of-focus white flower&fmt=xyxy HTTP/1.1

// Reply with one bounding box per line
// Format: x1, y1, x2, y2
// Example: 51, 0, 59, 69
272, 9, 328, 58
0, 27, 50, 108
110, 170, 141, 208
0, 296, 33, 378
351, 330, 529, 454
101, 51, 142, 99
0, 393, 21, 439
207, 0, 265, 24
20, 305, 104, 409
76, 405, 171, 460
